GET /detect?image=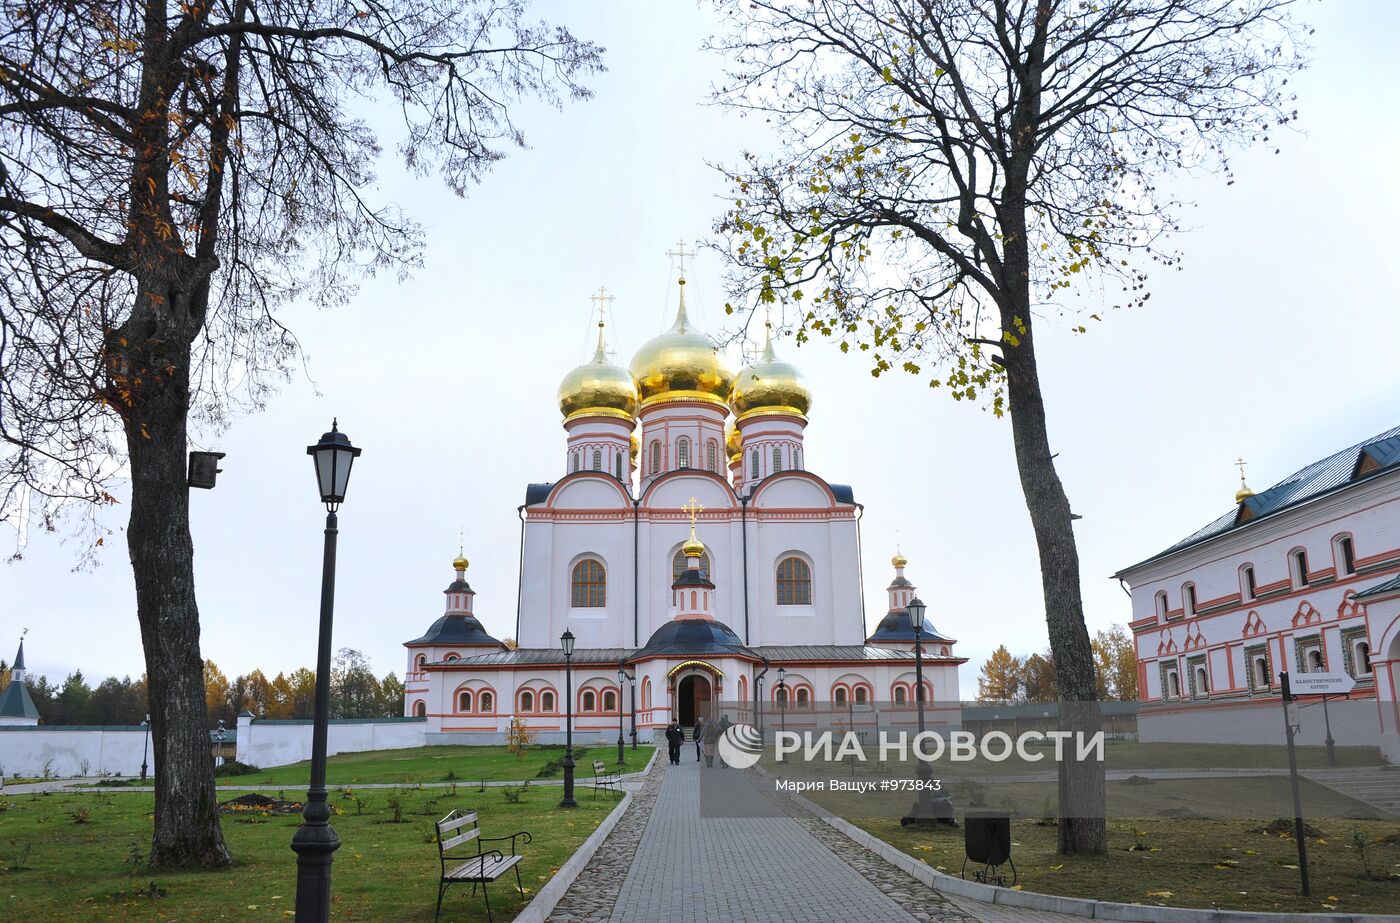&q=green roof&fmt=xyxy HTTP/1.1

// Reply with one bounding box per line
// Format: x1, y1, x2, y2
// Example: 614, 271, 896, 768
0, 679, 40, 720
